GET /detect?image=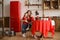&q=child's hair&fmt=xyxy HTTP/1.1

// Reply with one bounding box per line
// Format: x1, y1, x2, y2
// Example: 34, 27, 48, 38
35, 11, 39, 15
